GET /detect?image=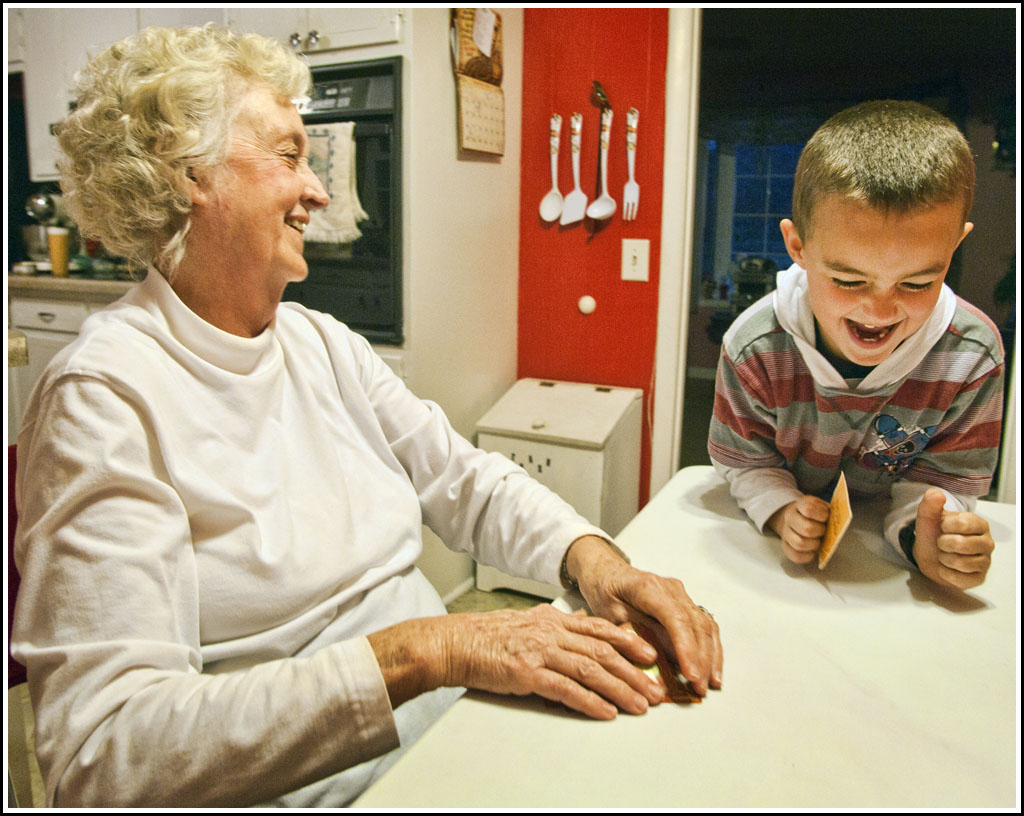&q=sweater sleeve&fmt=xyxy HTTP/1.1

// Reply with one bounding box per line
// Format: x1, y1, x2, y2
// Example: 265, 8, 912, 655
881, 346, 1003, 560
11, 376, 399, 808
899, 353, 1005, 498
882, 481, 974, 567
707, 346, 803, 531
345, 332, 610, 584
